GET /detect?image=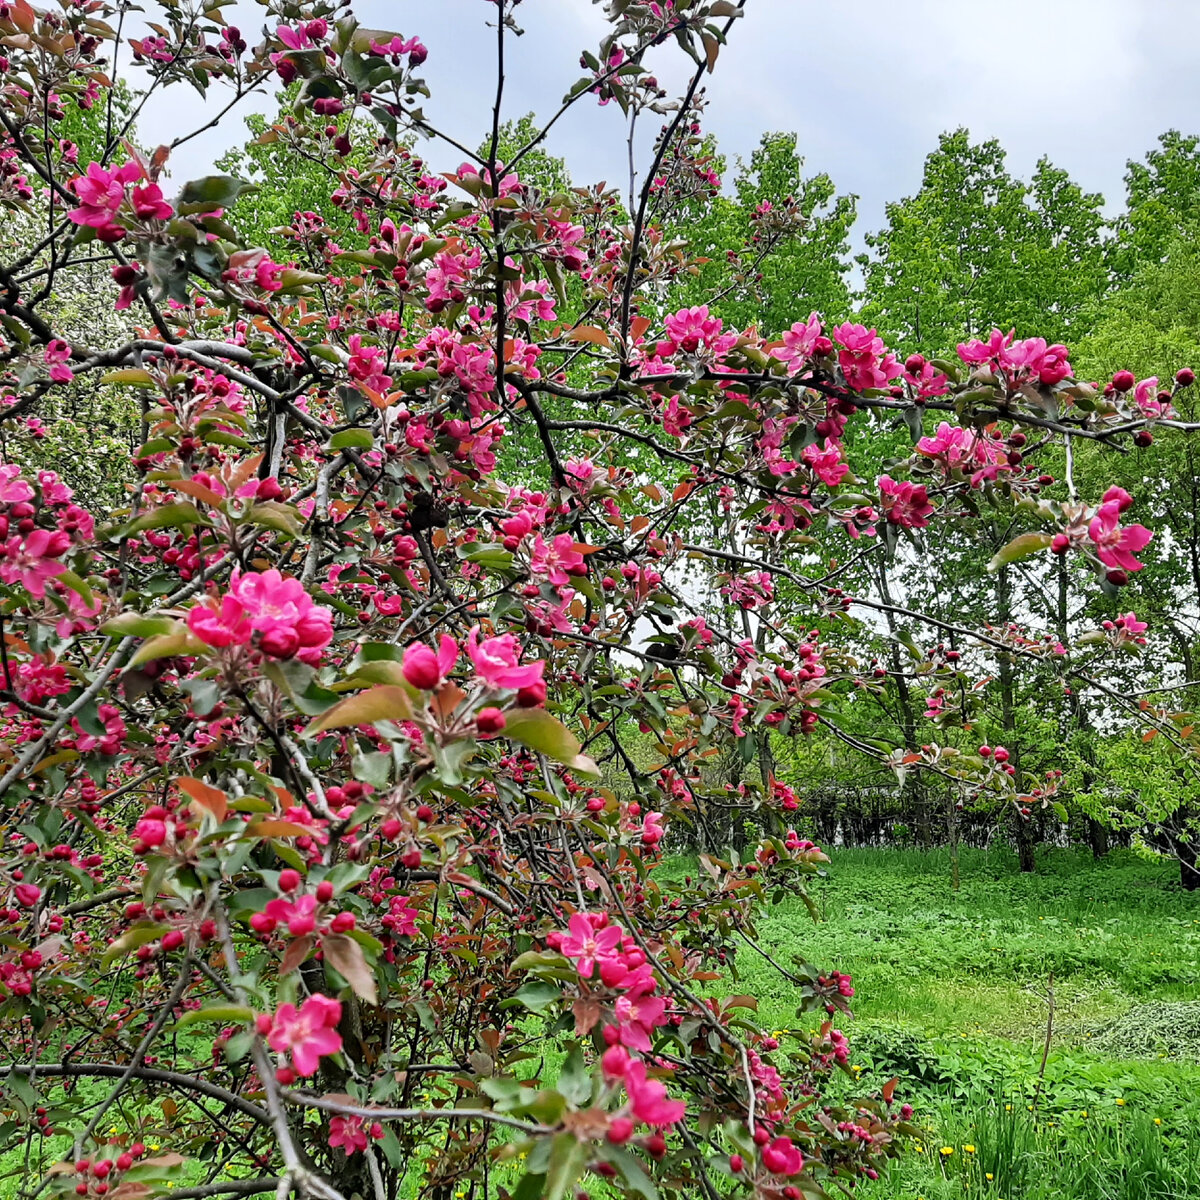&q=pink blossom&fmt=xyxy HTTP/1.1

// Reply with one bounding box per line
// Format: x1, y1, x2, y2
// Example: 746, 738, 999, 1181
327, 1115, 368, 1155
44, 339, 74, 383
264, 893, 318, 937
803, 443, 848, 488
831, 323, 901, 391
529, 533, 586, 586
623, 1059, 685, 1127
612, 991, 668, 1052
67, 161, 139, 235
878, 476, 935, 528
0, 466, 33, 505
761, 1134, 804, 1176
231, 569, 334, 656
957, 328, 1011, 365
267, 994, 343, 1077
658, 305, 737, 358
0, 528, 71, 596
1116, 611, 1147, 637
402, 634, 458, 690
130, 181, 173, 221
1088, 503, 1152, 572
777, 312, 823, 373
187, 594, 252, 648
559, 912, 622, 979
466, 627, 545, 689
